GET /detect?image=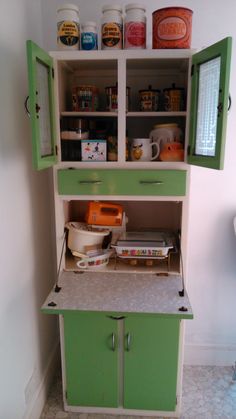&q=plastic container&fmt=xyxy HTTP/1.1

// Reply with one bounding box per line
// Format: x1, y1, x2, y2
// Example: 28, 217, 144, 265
124, 3, 146, 49
152, 7, 193, 49
57, 3, 80, 50
81, 21, 98, 50
101, 4, 123, 50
